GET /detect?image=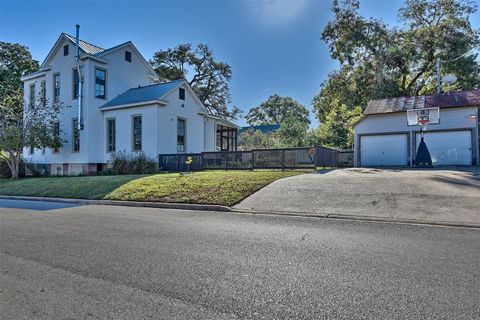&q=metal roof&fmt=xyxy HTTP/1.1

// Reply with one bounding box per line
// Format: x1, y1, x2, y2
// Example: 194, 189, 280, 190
365, 89, 480, 115
63, 33, 104, 55
100, 79, 185, 109
239, 124, 280, 134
